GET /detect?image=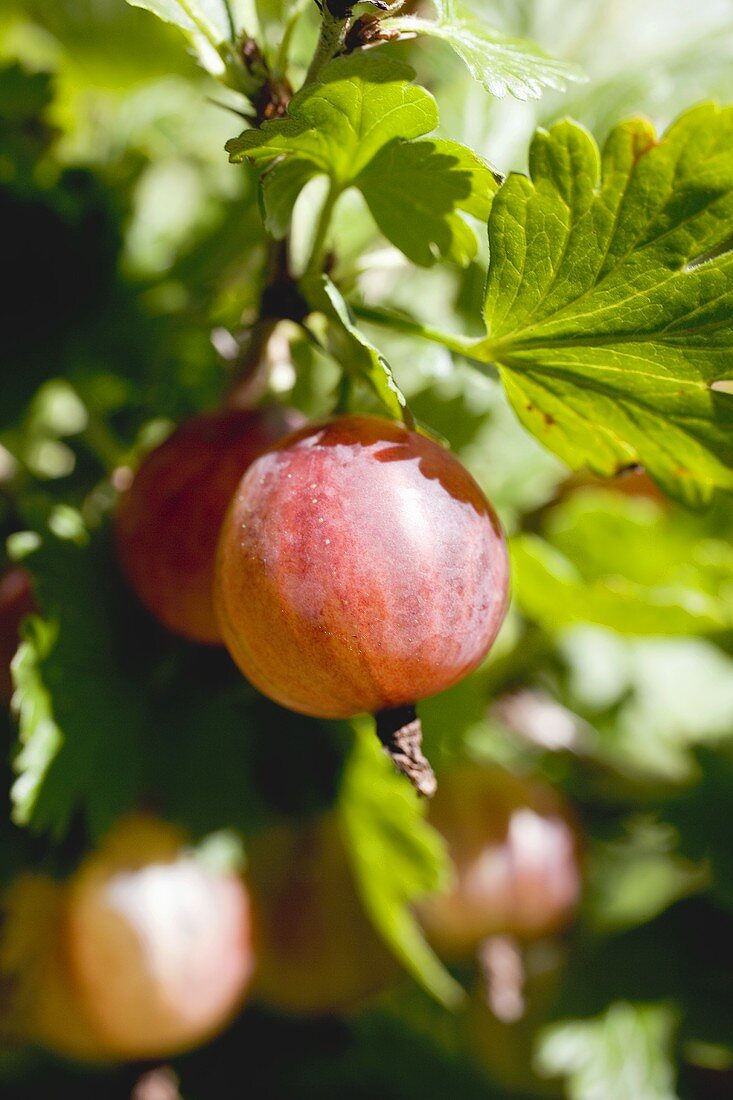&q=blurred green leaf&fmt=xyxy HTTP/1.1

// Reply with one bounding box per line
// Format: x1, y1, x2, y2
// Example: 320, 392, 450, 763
562, 628, 733, 780
537, 1002, 679, 1100
338, 724, 464, 1009
512, 493, 733, 635
124, 0, 242, 80
10, 523, 151, 841
584, 818, 707, 933
126, 0, 233, 44
228, 53, 497, 264
665, 748, 733, 912
473, 105, 733, 506
385, 0, 585, 101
